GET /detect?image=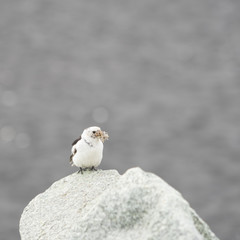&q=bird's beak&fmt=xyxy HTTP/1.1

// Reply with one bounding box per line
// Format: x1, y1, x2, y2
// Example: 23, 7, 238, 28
94, 130, 109, 142
94, 130, 102, 138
